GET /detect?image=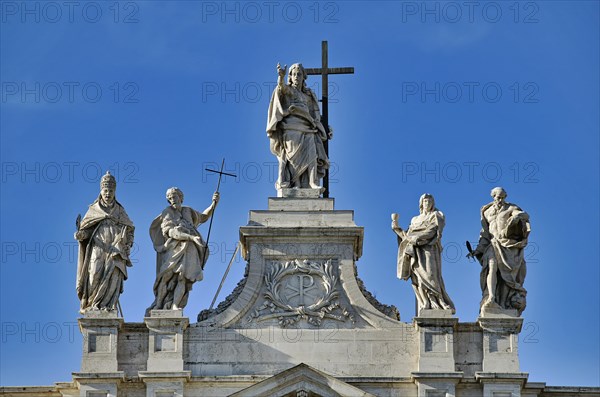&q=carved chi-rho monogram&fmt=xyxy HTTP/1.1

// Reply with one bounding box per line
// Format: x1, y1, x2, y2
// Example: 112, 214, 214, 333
285, 274, 318, 306
247, 259, 354, 327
